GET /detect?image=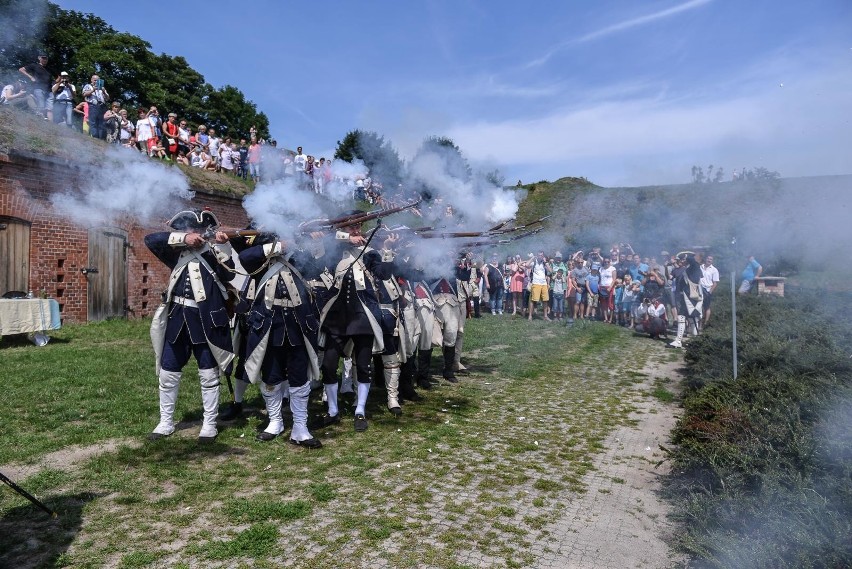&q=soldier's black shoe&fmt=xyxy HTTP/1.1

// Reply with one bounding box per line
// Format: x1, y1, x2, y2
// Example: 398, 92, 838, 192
311, 413, 341, 429
218, 402, 243, 421
399, 388, 423, 402
416, 377, 433, 390
147, 432, 169, 441
256, 430, 279, 442
443, 373, 459, 384
354, 413, 368, 432
198, 434, 217, 444
290, 437, 322, 449
389, 406, 402, 417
